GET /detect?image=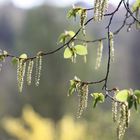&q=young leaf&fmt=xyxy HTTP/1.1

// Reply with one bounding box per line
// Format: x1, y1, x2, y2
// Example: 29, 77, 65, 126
68, 80, 76, 96
64, 48, 73, 59
19, 54, 28, 59
99, 93, 105, 102
66, 31, 75, 38
134, 90, 140, 104
115, 90, 130, 102
91, 93, 105, 108
58, 31, 75, 44
67, 7, 82, 19
74, 45, 88, 55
